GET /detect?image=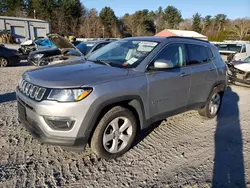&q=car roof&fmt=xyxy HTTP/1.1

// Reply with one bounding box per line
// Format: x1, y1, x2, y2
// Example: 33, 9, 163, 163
124, 36, 166, 42
86, 40, 110, 44
122, 36, 211, 44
